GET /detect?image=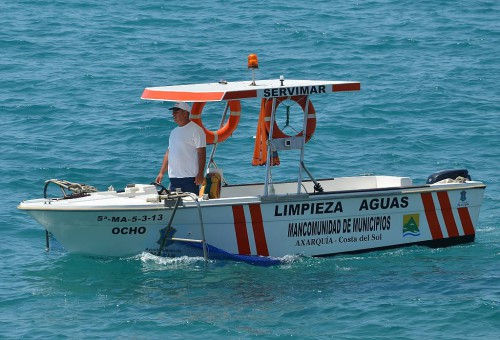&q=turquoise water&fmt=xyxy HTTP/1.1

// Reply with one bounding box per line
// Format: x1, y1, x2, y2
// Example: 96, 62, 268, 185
1, 0, 499, 338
